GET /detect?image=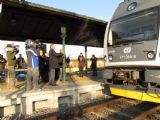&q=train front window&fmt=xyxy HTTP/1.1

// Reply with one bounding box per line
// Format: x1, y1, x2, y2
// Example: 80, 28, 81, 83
108, 9, 158, 45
